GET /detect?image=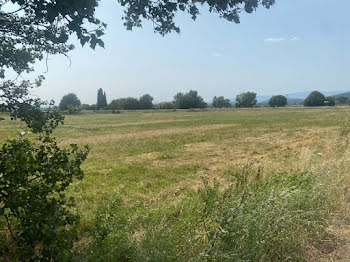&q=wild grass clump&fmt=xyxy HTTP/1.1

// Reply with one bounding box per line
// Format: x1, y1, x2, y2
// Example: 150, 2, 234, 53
201, 172, 328, 261
75, 195, 136, 261
81, 169, 330, 261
